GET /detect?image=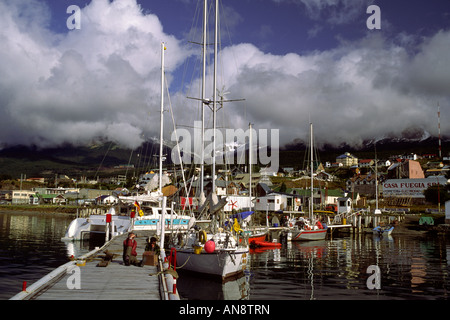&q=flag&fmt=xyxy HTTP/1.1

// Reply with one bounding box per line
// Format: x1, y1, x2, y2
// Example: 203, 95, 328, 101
134, 201, 144, 217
